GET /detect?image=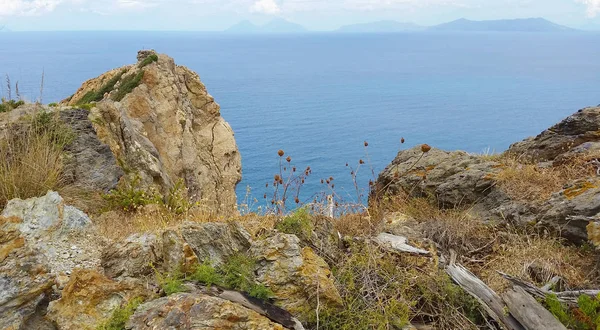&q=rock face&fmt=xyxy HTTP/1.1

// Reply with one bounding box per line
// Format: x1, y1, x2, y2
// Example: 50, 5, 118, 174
374, 106, 600, 245
374, 146, 500, 208
127, 292, 289, 330
181, 222, 252, 266
66, 50, 242, 213
0, 216, 55, 330
47, 269, 154, 330
508, 106, 600, 162
250, 233, 342, 319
